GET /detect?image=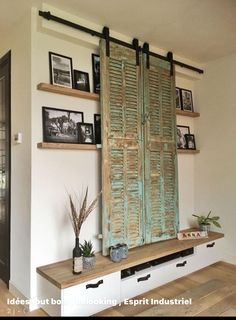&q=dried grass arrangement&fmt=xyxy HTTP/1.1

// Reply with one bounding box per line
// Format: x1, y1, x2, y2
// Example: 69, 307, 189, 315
68, 187, 101, 238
